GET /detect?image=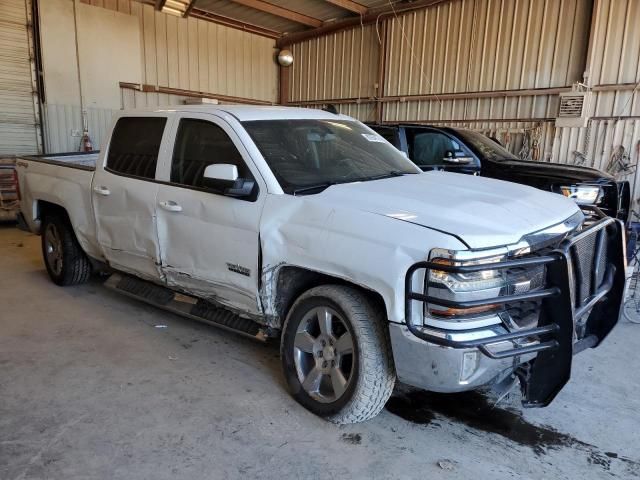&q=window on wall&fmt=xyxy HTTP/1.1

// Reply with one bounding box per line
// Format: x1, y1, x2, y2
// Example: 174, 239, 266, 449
170, 118, 254, 194
106, 117, 167, 179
